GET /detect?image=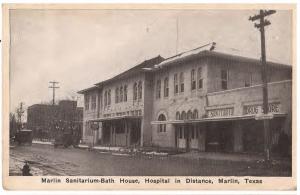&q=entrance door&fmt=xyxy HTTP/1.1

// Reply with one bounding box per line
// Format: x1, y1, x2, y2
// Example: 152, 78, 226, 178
176, 125, 186, 149
190, 125, 199, 149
